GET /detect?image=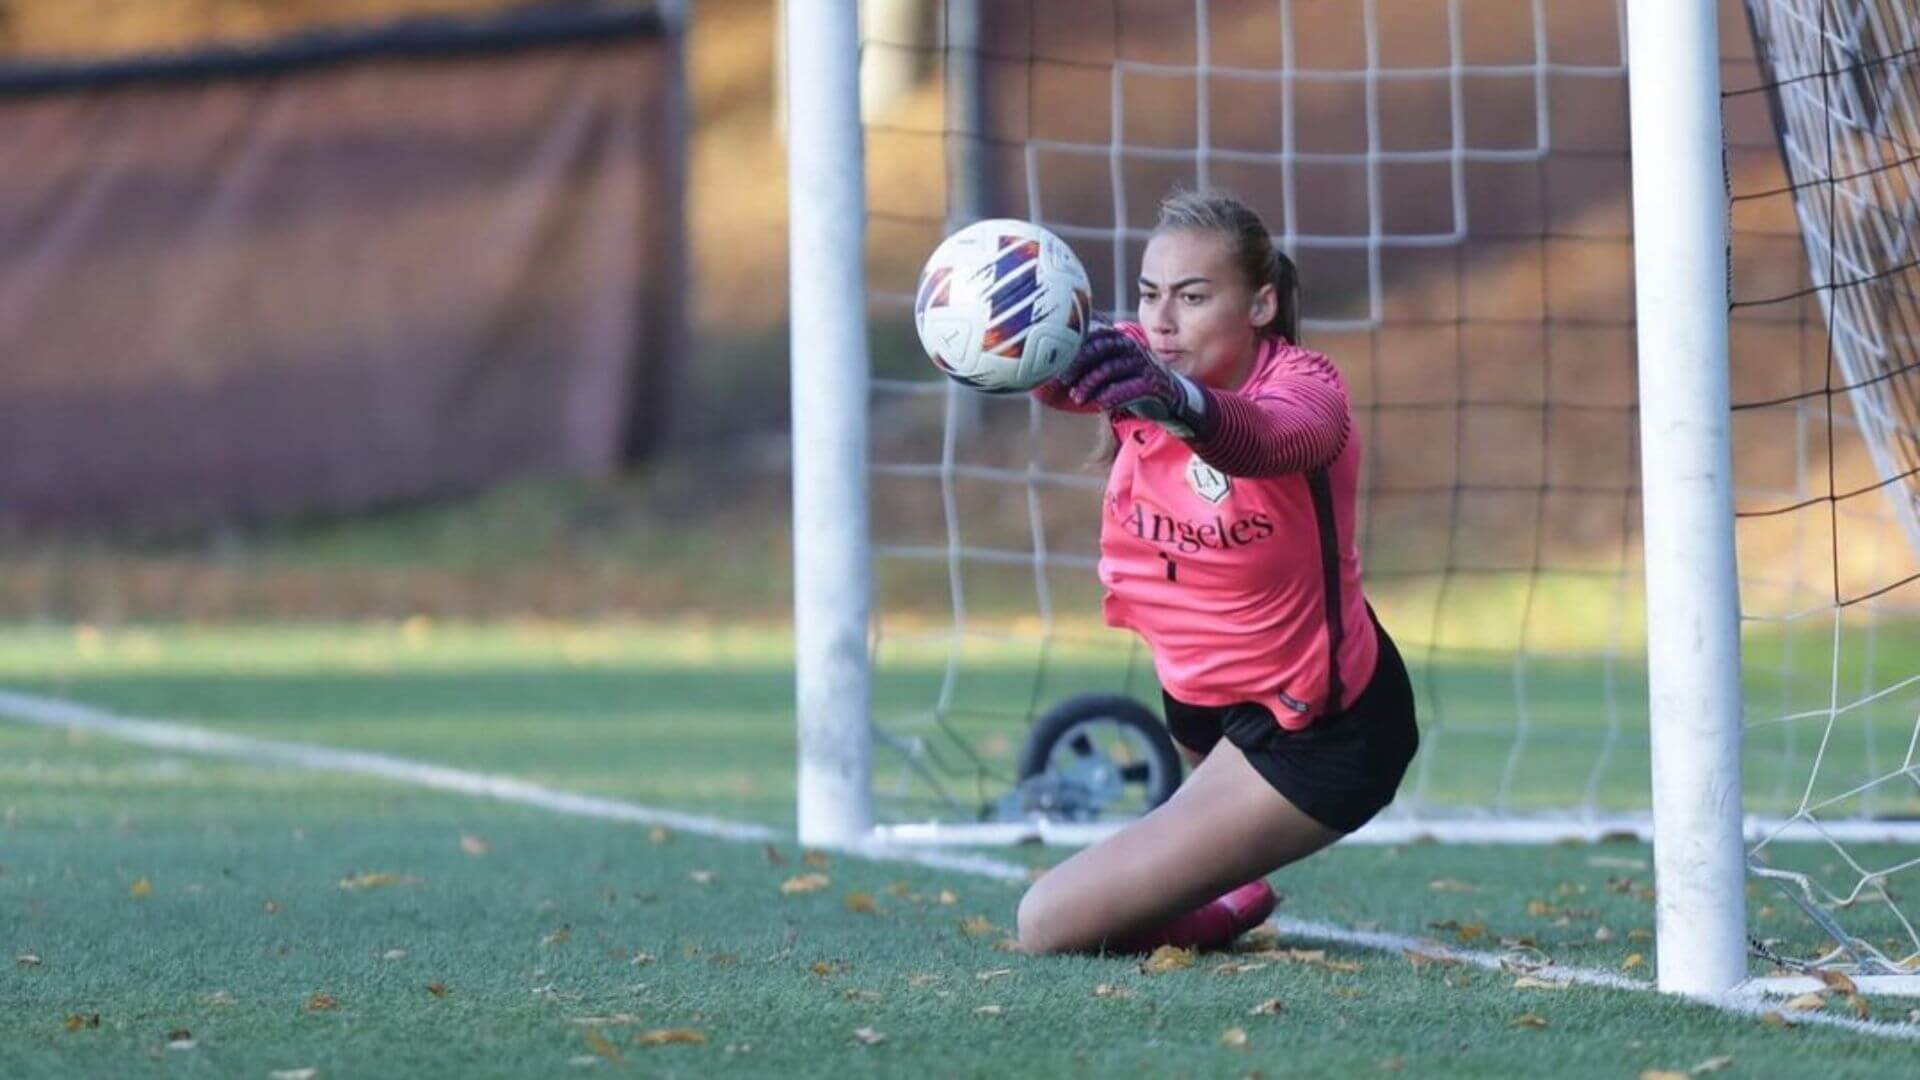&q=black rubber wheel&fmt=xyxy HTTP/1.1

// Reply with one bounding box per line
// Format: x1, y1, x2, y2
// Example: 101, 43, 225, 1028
1014, 693, 1183, 817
